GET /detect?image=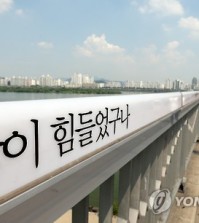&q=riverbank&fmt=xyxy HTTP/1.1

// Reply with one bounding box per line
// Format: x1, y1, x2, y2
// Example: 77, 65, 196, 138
0, 86, 183, 95
0, 86, 121, 94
